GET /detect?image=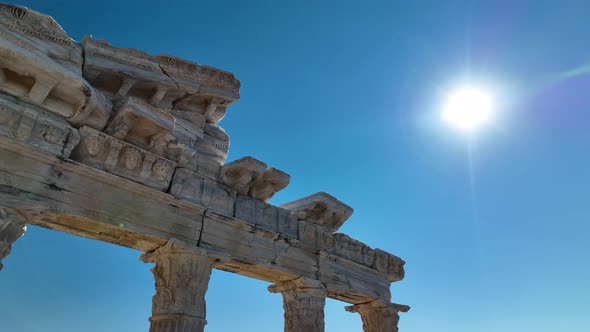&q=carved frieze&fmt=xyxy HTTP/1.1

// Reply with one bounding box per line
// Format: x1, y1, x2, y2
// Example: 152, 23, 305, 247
0, 4, 112, 130
71, 126, 176, 191
0, 93, 80, 158
103, 97, 202, 170
0, 4, 77, 61
169, 168, 235, 215
280, 192, 353, 232
248, 167, 290, 202
235, 195, 298, 239
0, 4, 410, 326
